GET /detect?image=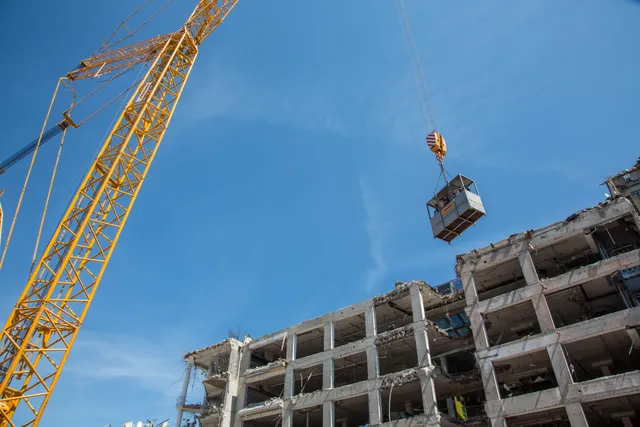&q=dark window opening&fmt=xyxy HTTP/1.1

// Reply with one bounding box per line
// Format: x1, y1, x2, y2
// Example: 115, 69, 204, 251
248, 341, 287, 370
563, 330, 640, 382
485, 300, 541, 347
293, 405, 323, 427
533, 234, 602, 281
506, 407, 570, 427
334, 352, 368, 388
546, 277, 627, 328
377, 336, 418, 376
293, 365, 323, 395
583, 394, 640, 426
494, 349, 557, 399
245, 374, 285, 407
473, 258, 525, 300
374, 296, 413, 334
296, 328, 324, 359
334, 394, 369, 427
380, 381, 423, 422
334, 314, 366, 347
589, 217, 640, 259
